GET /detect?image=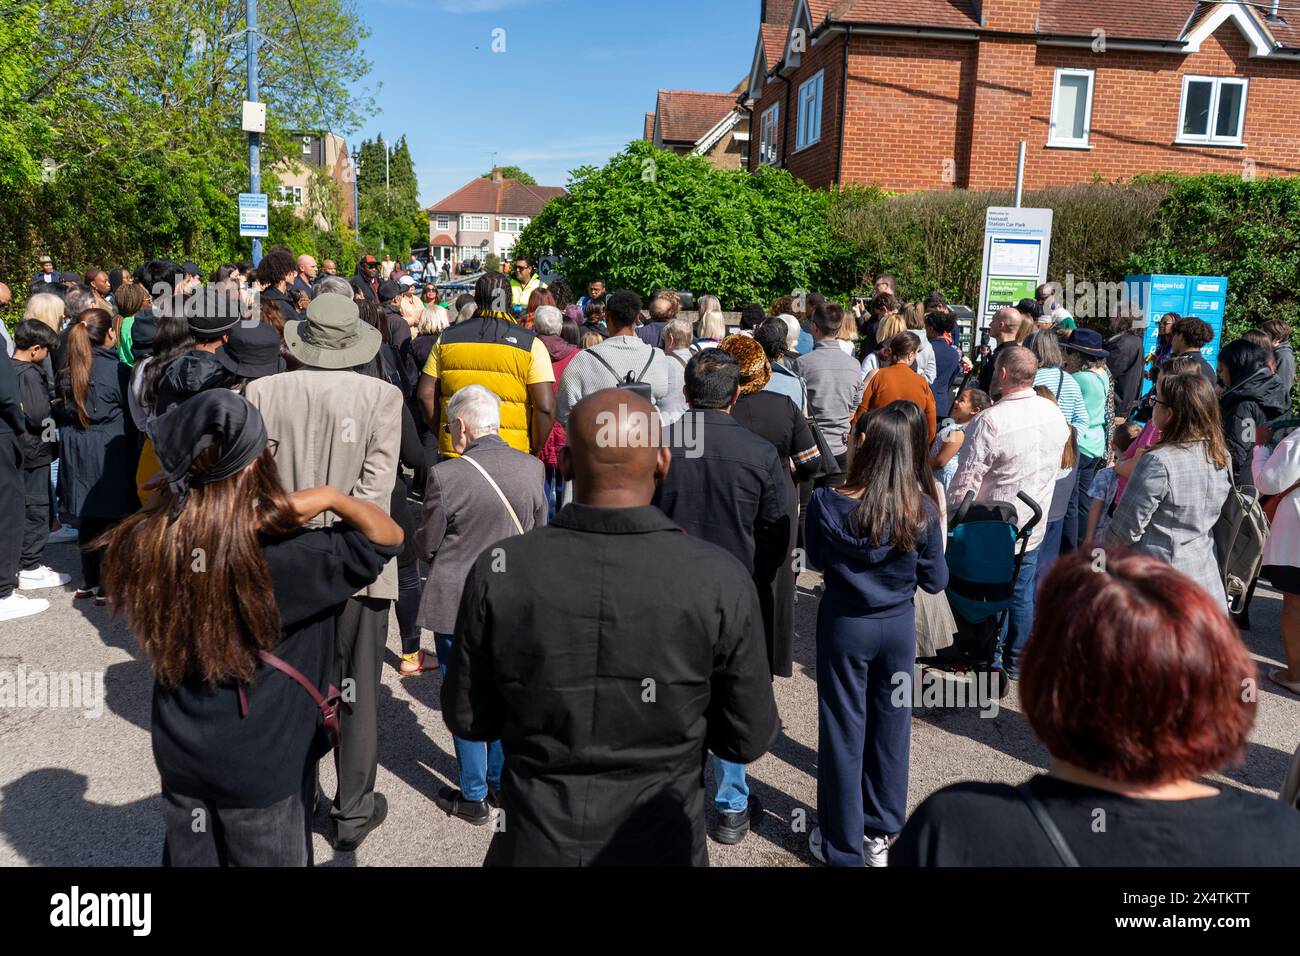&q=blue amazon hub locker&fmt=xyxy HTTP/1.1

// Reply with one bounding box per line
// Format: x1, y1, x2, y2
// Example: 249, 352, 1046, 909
1125, 274, 1229, 395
